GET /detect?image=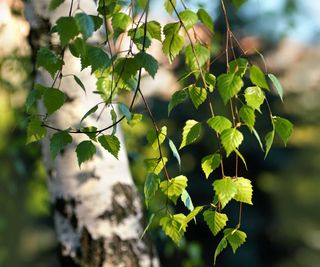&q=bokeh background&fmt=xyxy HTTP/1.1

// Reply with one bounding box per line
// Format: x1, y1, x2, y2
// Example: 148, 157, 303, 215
0, 0, 319, 266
